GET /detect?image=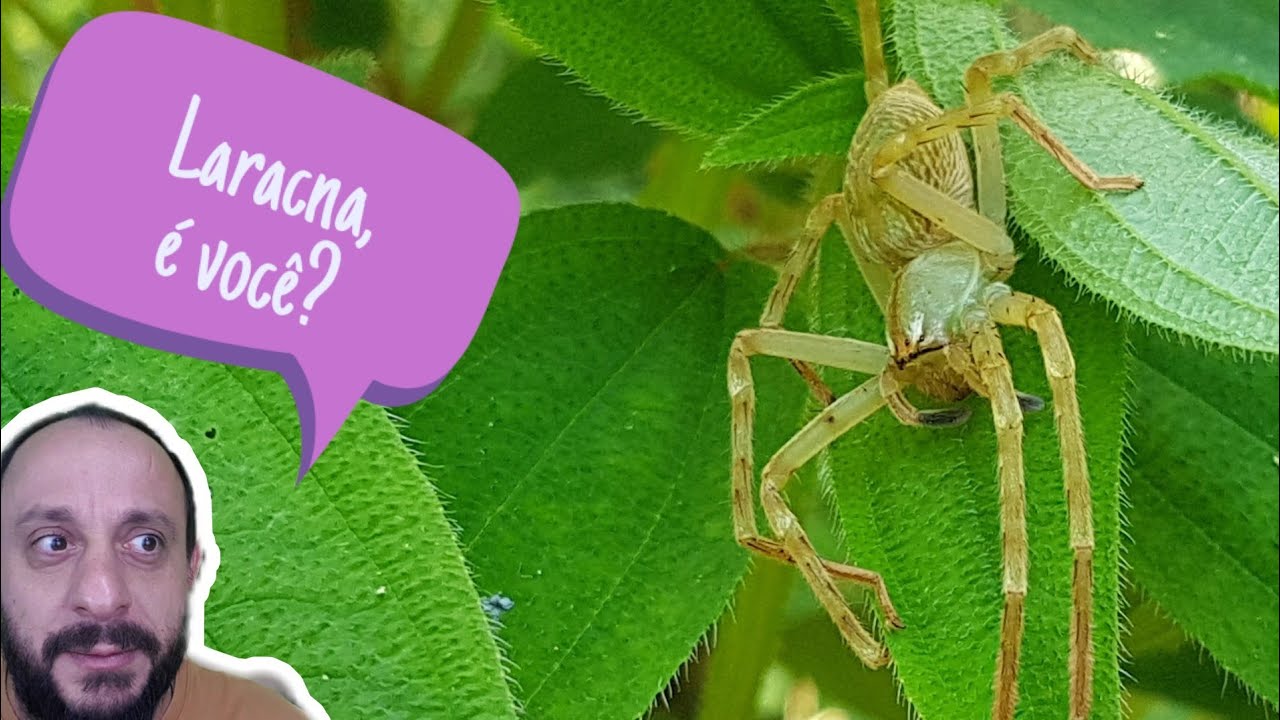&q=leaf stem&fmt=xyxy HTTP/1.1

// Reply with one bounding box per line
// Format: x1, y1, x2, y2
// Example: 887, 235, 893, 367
410, 0, 487, 120
10, 0, 74, 49
636, 137, 738, 234
695, 559, 795, 720
0, 5, 31, 105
